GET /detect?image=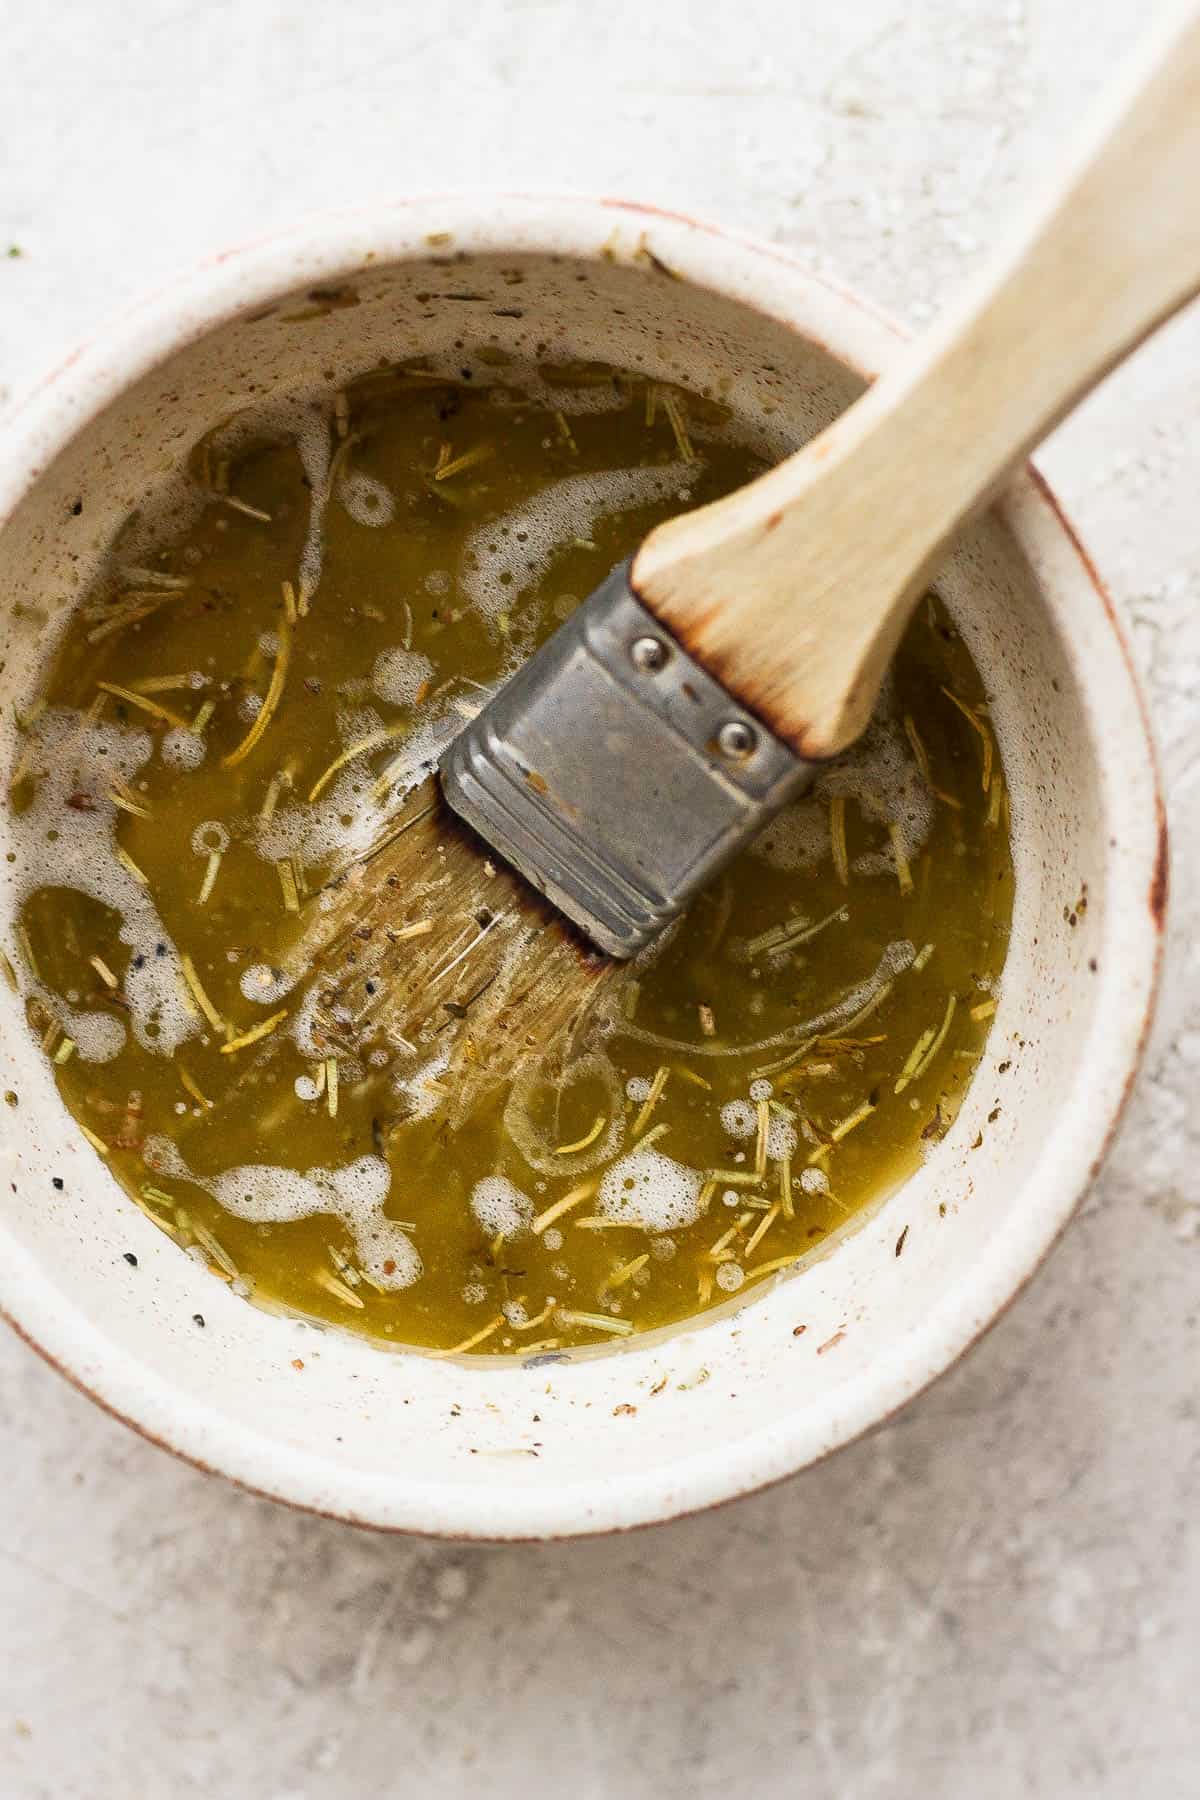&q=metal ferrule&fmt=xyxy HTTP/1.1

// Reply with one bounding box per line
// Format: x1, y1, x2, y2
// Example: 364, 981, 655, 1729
439, 561, 815, 957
